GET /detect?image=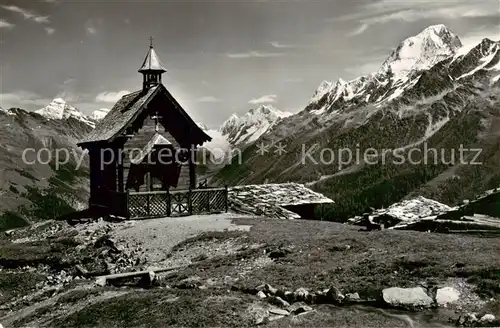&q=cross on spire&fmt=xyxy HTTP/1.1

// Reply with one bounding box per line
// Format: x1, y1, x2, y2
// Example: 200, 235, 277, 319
149, 36, 154, 48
